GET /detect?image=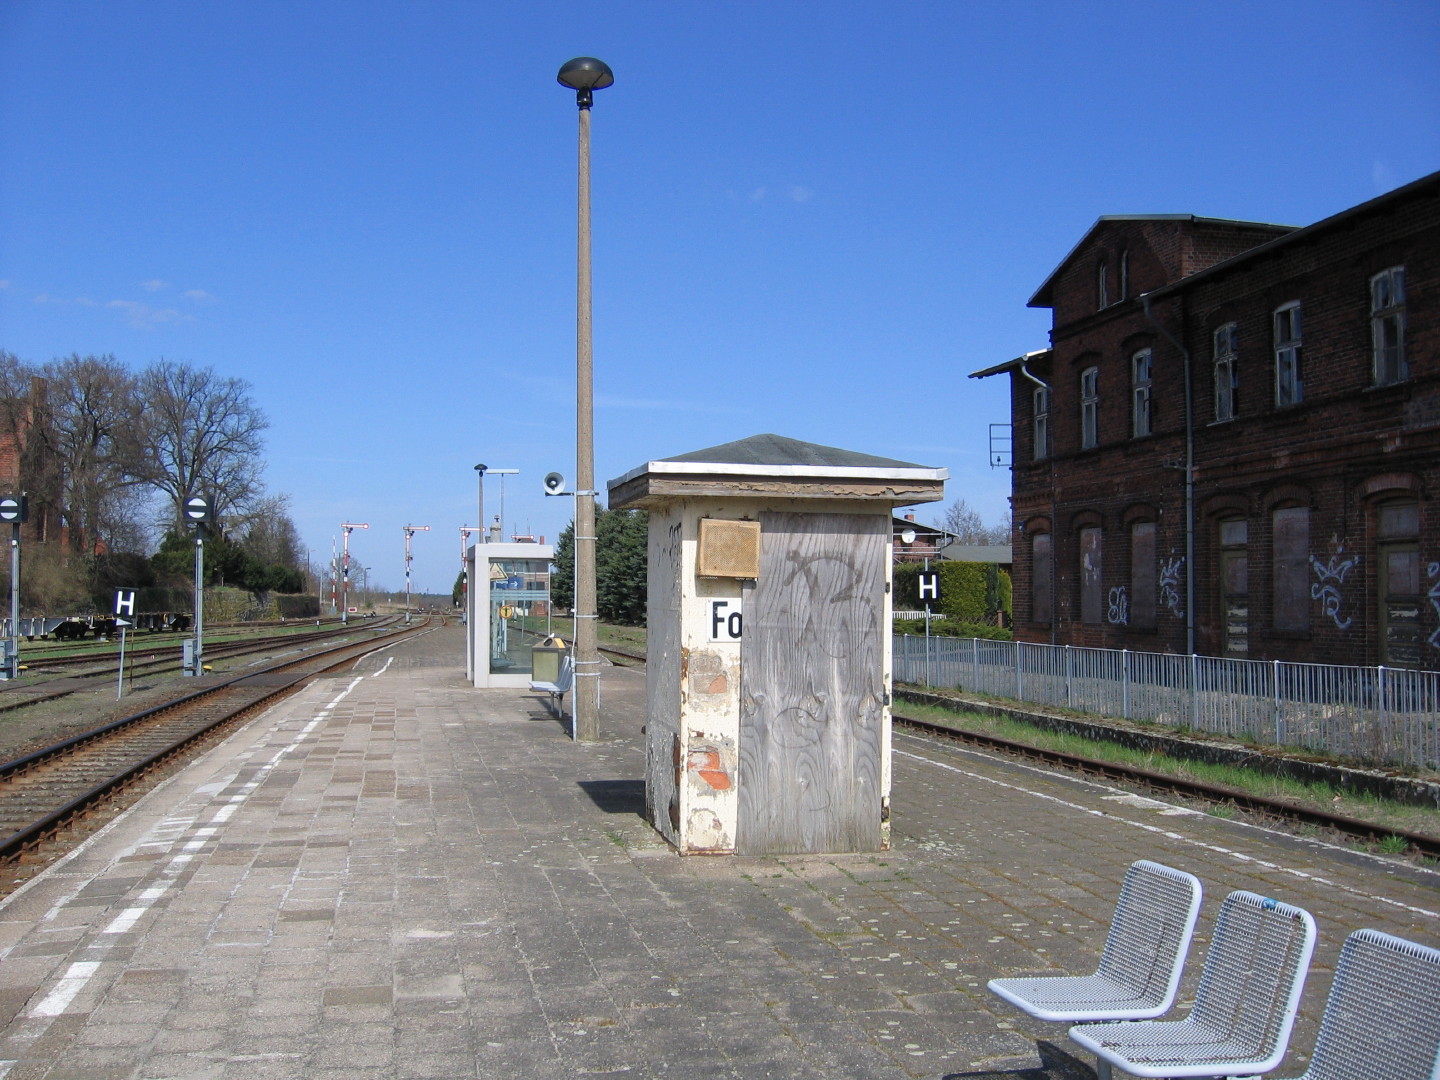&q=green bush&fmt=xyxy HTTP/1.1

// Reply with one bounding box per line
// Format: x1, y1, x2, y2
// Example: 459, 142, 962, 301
894, 561, 1012, 625
893, 618, 1013, 641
